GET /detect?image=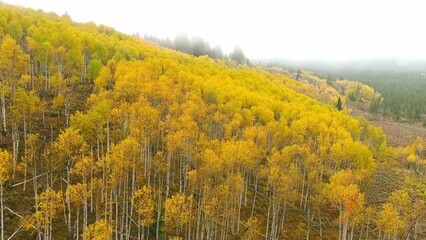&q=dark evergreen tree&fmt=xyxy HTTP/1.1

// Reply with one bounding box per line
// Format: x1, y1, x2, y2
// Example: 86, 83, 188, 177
296, 67, 302, 80
336, 97, 343, 111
